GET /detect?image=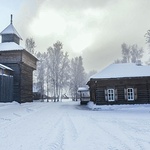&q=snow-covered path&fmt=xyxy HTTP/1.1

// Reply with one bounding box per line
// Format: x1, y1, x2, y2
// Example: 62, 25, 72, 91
0, 101, 150, 150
